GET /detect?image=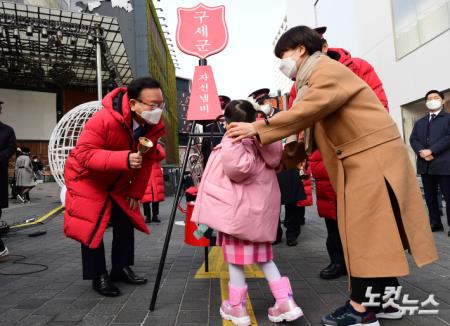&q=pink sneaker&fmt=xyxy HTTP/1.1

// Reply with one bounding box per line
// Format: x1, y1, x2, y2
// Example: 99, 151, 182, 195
220, 300, 251, 326
219, 283, 251, 326
268, 298, 304, 323
268, 277, 303, 323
